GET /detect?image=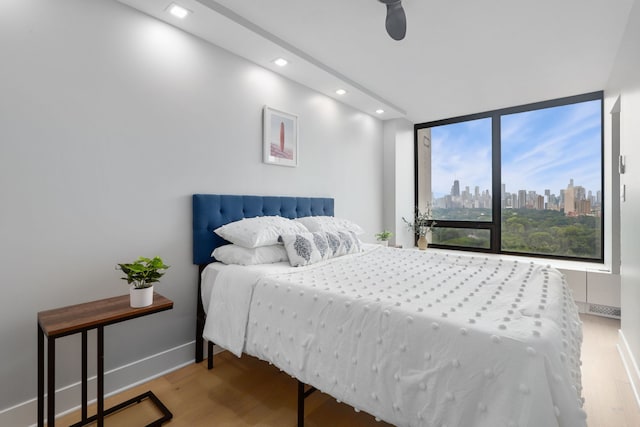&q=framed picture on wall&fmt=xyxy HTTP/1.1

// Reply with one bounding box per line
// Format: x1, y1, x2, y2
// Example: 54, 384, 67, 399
263, 106, 298, 167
